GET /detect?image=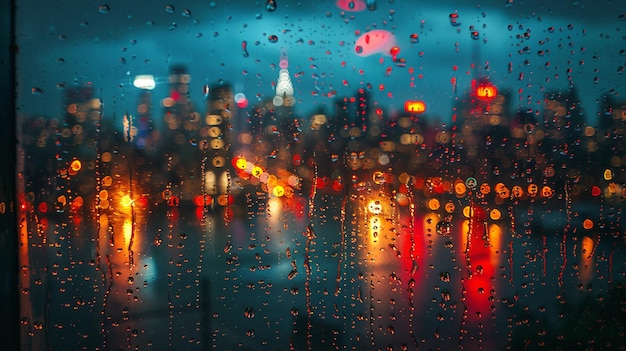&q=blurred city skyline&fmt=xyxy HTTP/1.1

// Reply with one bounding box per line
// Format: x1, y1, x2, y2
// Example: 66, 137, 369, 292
17, 0, 626, 126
